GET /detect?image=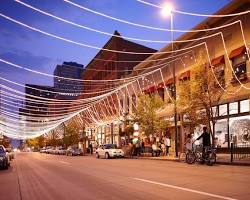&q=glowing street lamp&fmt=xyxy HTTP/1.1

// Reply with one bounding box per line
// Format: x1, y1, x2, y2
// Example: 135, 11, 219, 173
161, 3, 174, 18
161, 2, 179, 158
